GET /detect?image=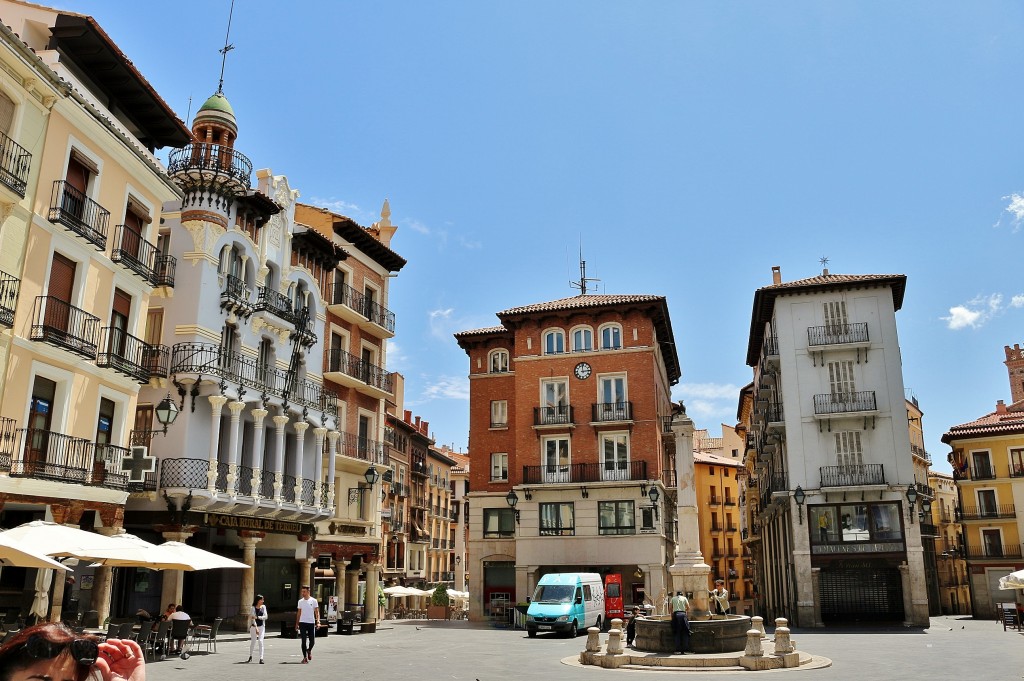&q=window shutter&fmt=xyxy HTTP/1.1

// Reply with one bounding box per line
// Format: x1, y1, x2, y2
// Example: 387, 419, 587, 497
0, 92, 14, 135
48, 253, 76, 301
